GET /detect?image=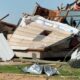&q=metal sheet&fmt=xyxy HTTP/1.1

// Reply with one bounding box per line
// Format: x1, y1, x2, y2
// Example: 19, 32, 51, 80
44, 65, 59, 76
22, 66, 28, 73
22, 64, 59, 76
27, 64, 43, 74
22, 64, 43, 74
0, 33, 14, 61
